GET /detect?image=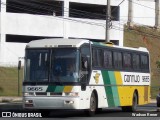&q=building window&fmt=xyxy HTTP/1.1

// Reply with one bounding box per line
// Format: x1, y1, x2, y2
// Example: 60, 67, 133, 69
6, 0, 63, 16
69, 2, 120, 21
